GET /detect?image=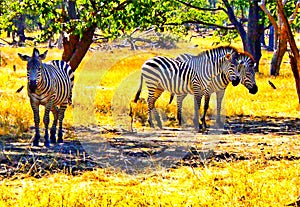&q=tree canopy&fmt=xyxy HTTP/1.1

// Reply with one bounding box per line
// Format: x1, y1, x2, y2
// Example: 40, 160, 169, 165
1, 0, 300, 70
